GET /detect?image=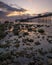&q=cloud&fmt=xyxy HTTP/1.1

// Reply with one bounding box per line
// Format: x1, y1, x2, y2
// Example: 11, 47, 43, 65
26, 0, 33, 2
